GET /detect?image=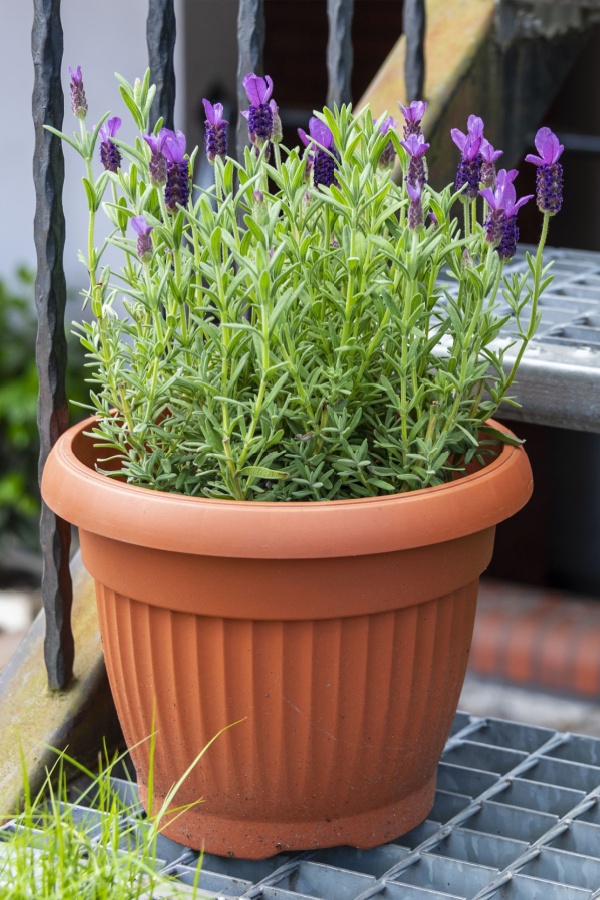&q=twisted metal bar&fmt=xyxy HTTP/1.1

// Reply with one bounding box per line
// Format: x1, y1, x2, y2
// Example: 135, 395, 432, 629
32, 0, 73, 690
326, 0, 354, 108
236, 0, 265, 162
403, 0, 426, 102
147, 0, 176, 130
